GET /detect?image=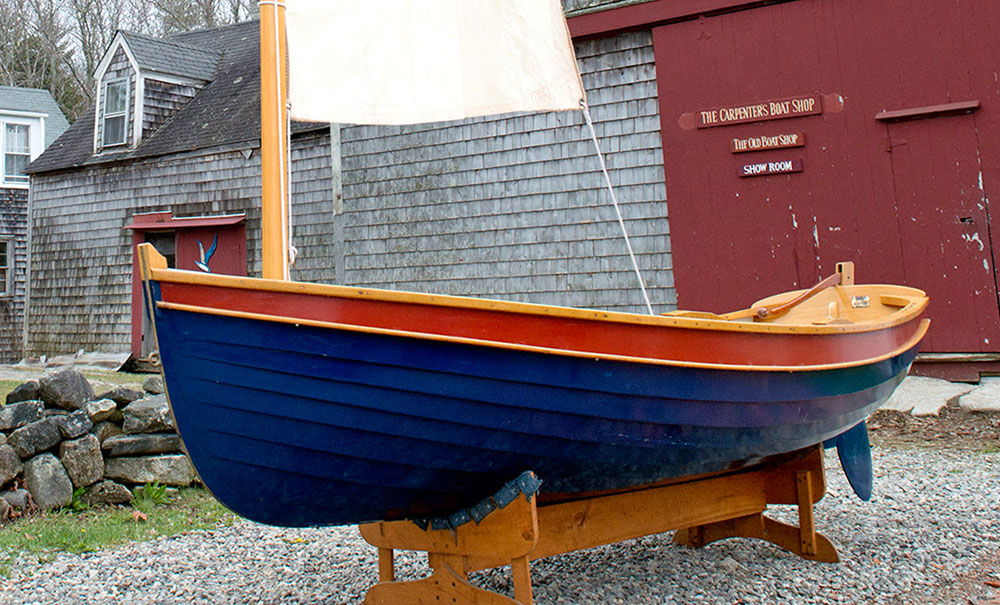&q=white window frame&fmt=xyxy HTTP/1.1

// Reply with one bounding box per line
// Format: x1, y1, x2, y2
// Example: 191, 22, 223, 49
103, 78, 130, 147
0, 117, 39, 188
0, 237, 12, 297
3, 123, 30, 185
